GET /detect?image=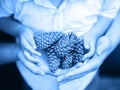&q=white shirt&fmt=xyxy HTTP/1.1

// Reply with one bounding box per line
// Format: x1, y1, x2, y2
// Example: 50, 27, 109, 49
0, 0, 119, 35
0, 0, 119, 90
